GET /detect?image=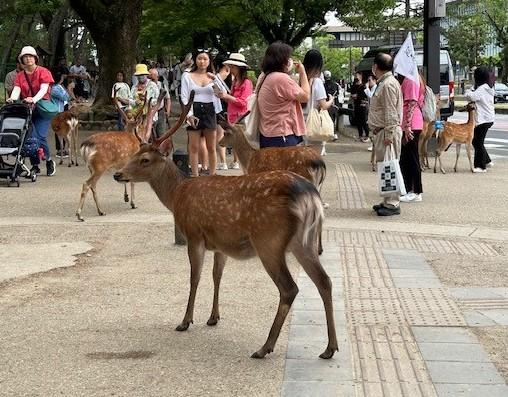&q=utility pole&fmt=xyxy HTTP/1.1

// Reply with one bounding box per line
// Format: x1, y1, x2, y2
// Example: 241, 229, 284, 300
423, 0, 445, 94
